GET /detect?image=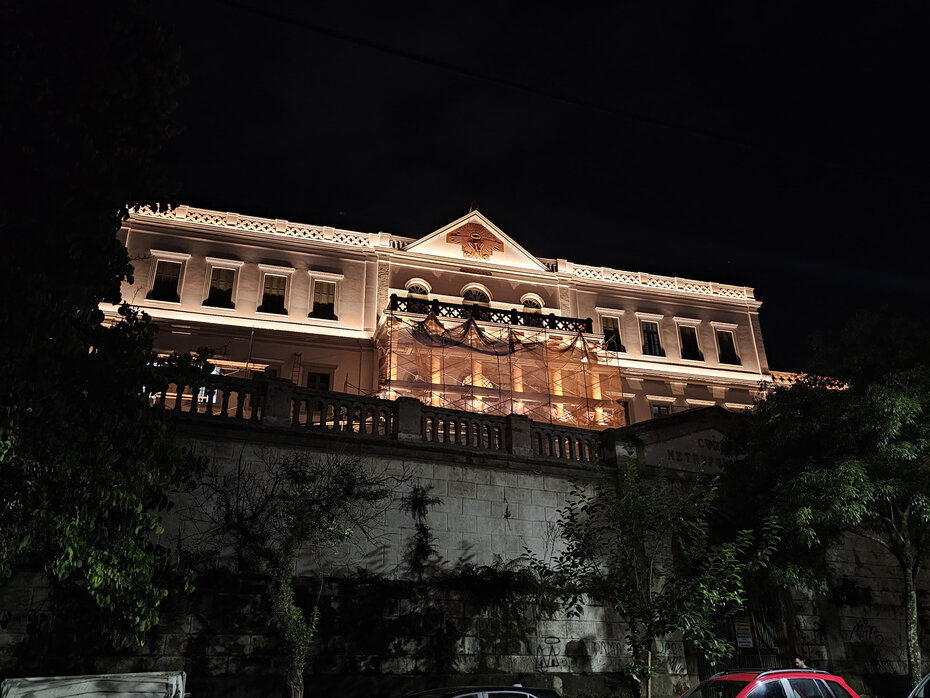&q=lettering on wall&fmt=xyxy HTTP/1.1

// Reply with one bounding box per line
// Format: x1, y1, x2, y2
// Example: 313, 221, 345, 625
643, 430, 728, 471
